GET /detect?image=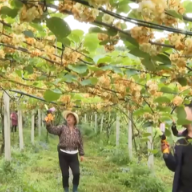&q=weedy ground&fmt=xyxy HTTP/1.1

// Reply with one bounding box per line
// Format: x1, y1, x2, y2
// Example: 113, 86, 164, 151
0, 126, 173, 192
